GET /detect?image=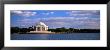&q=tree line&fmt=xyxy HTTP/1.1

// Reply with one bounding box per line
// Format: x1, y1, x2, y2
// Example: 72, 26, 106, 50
11, 27, 35, 34
11, 27, 100, 34
48, 27, 100, 33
